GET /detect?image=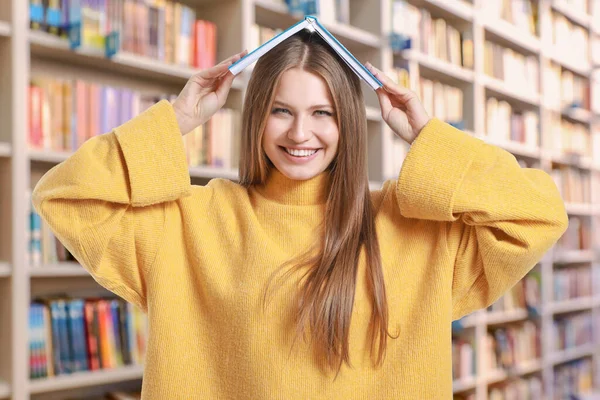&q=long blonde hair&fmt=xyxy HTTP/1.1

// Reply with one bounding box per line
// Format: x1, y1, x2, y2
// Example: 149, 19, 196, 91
239, 30, 395, 375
